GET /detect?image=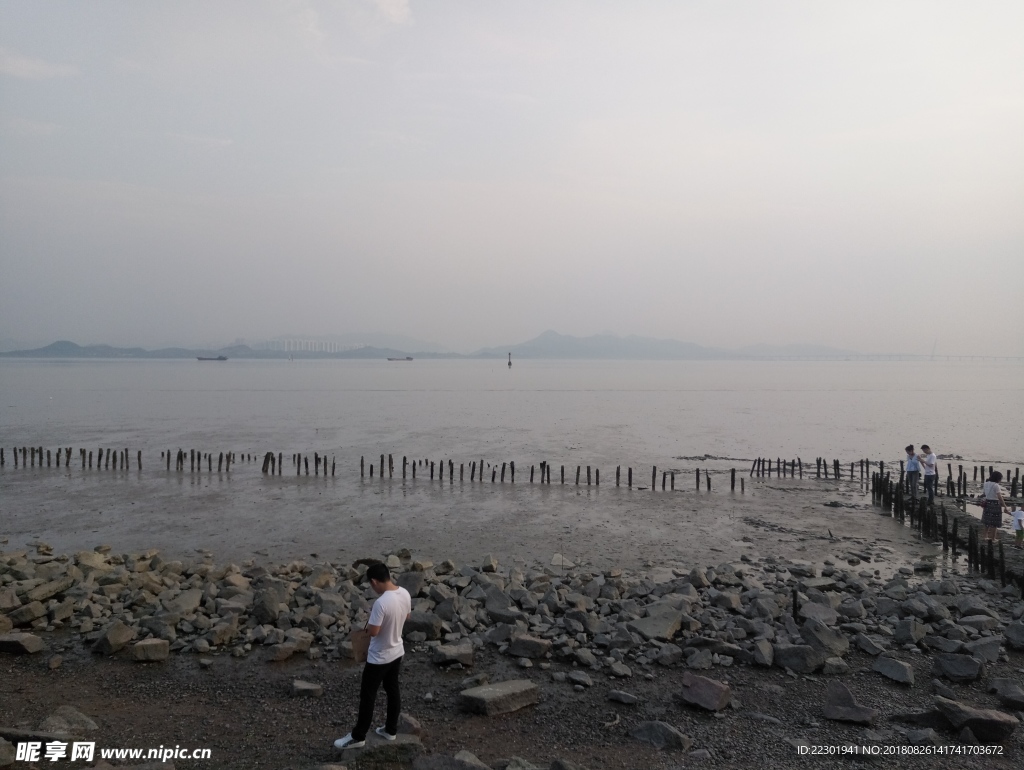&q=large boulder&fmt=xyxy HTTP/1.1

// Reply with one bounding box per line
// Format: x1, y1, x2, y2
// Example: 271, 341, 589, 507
92, 620, 135, 655
988, 678, 1024, 710
460, 680, 539, 716
1004, 621, 1024, 650
131, 639, 170, 662
773, 644, 826, 674
627, 604, 688, 642
801, 618, 849, 656
507, 634, 551, 659
433, 640, 474, 667
932, 653, 984, 682
628, 721, 692, 751
677, 672, 731, 711
873, 656, 914, 685
934, 697, 1019, 743
404, 612, 443, 641
823, 681, 877, 725
0, 632, 44, 654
